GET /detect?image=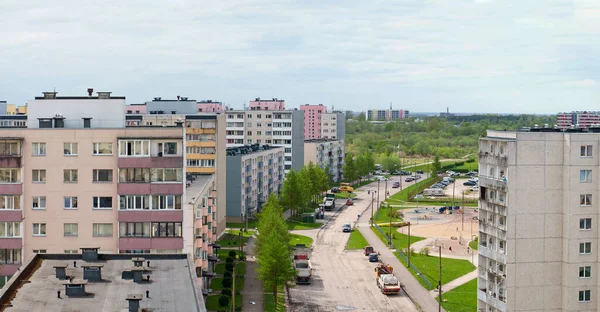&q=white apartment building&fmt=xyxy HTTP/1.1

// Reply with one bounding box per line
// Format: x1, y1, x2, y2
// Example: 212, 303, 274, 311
225, 110, 304, 172
321, 112, 346, 140
478, 127, 600, 312
304, 139, 345, 182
